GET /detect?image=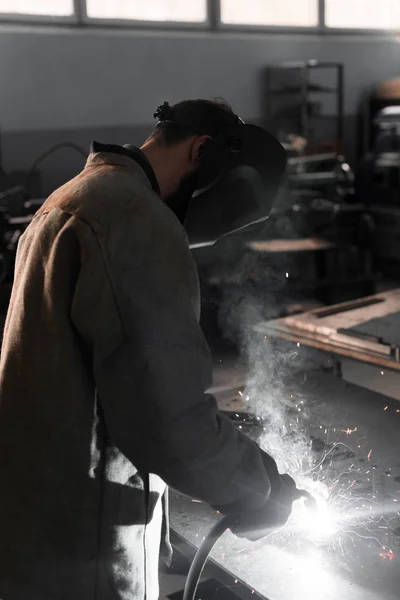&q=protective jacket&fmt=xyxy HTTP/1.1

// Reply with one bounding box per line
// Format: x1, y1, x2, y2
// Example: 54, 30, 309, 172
0, 147, 277, 600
